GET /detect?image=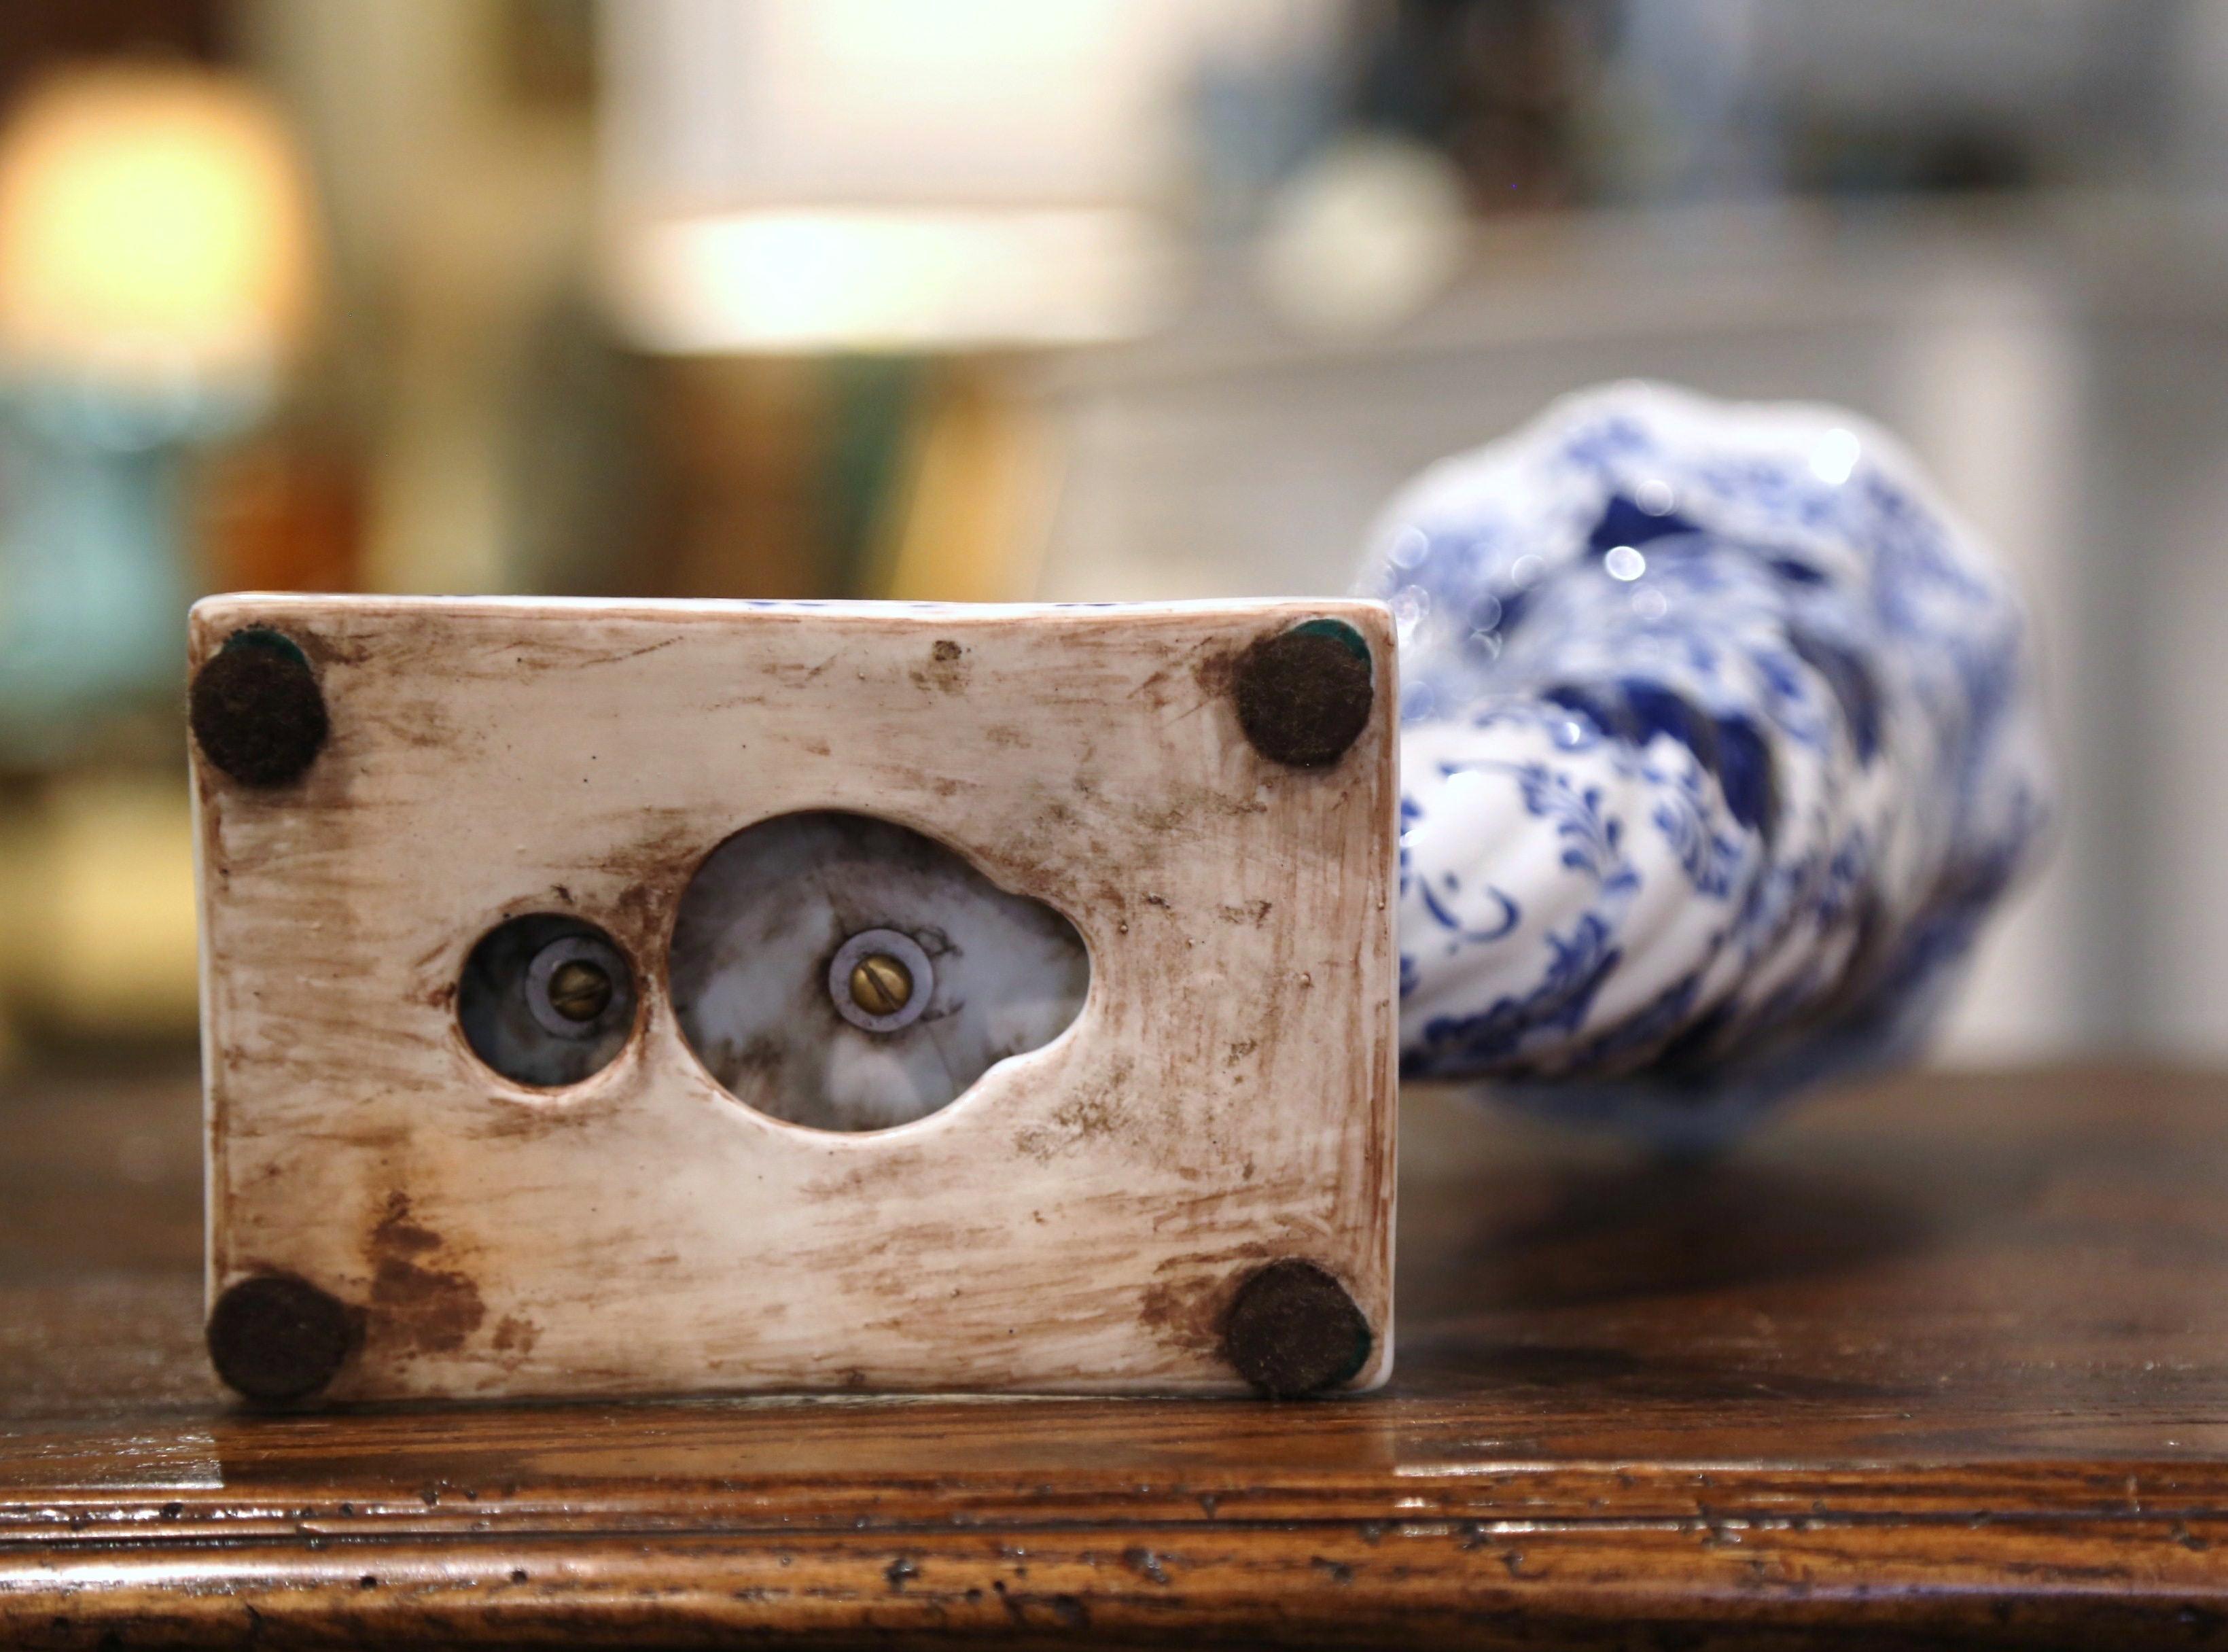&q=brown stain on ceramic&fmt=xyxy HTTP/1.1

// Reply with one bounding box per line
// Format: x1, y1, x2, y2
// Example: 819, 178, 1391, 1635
490, 1314, 541, 1365
1135, 1226, 1314, 1362
192, 594, 1396, 1400
910, 638, 969, 694
472, 1095, 610, 1141
1134, 786, 1273, 841
1136, 1271, 1236, 1360
1012, 1056, 1138, 1163
381, 697, 464, 752
1124, 635, 1239, 716
366, 1193, 485, 1357
588, 837, 699, 970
